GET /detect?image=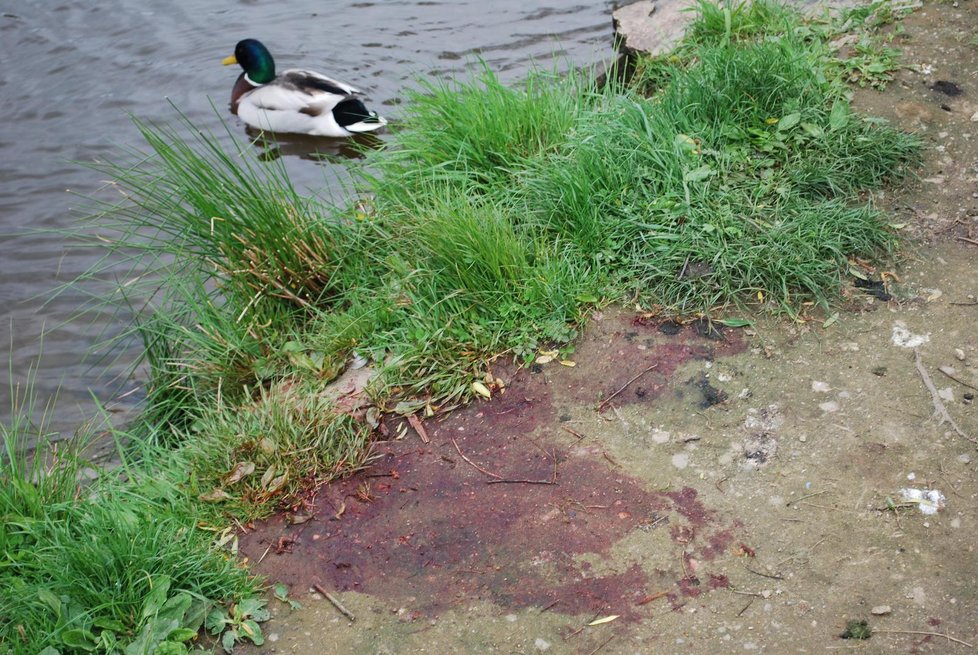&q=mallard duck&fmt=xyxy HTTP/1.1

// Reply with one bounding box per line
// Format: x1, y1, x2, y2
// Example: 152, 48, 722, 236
222, 39, 387, 138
